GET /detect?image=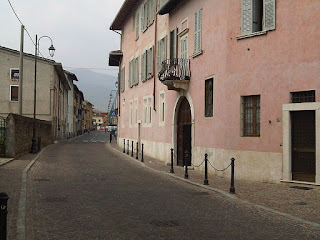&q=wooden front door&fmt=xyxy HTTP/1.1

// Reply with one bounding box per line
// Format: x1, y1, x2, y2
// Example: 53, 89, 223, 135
291, 111, 316, 182
177, 97, 192, 166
